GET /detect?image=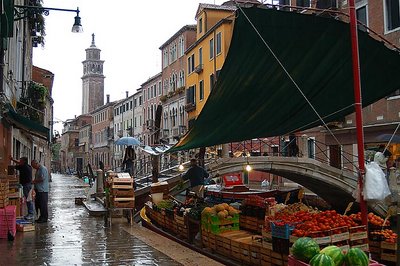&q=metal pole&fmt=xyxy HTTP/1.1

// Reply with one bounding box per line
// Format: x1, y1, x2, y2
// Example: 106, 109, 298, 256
348, 0, 368, 226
